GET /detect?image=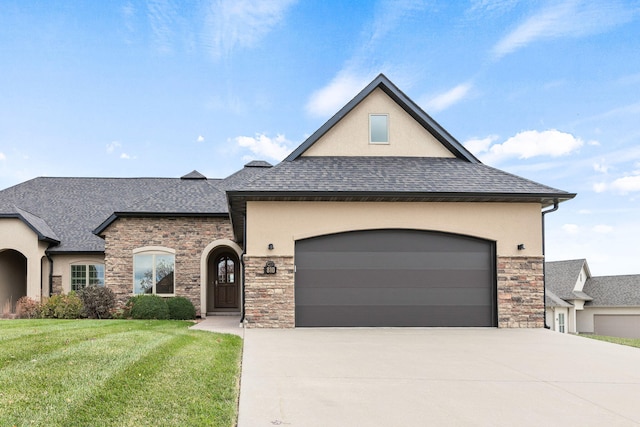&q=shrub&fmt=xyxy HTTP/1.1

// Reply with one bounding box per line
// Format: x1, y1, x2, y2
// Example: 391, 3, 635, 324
78, 285, 115, 319
127, 295, 169, 320
16, 296, 42, 319
167, 296, 196, 320
41, 292, 83, 319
